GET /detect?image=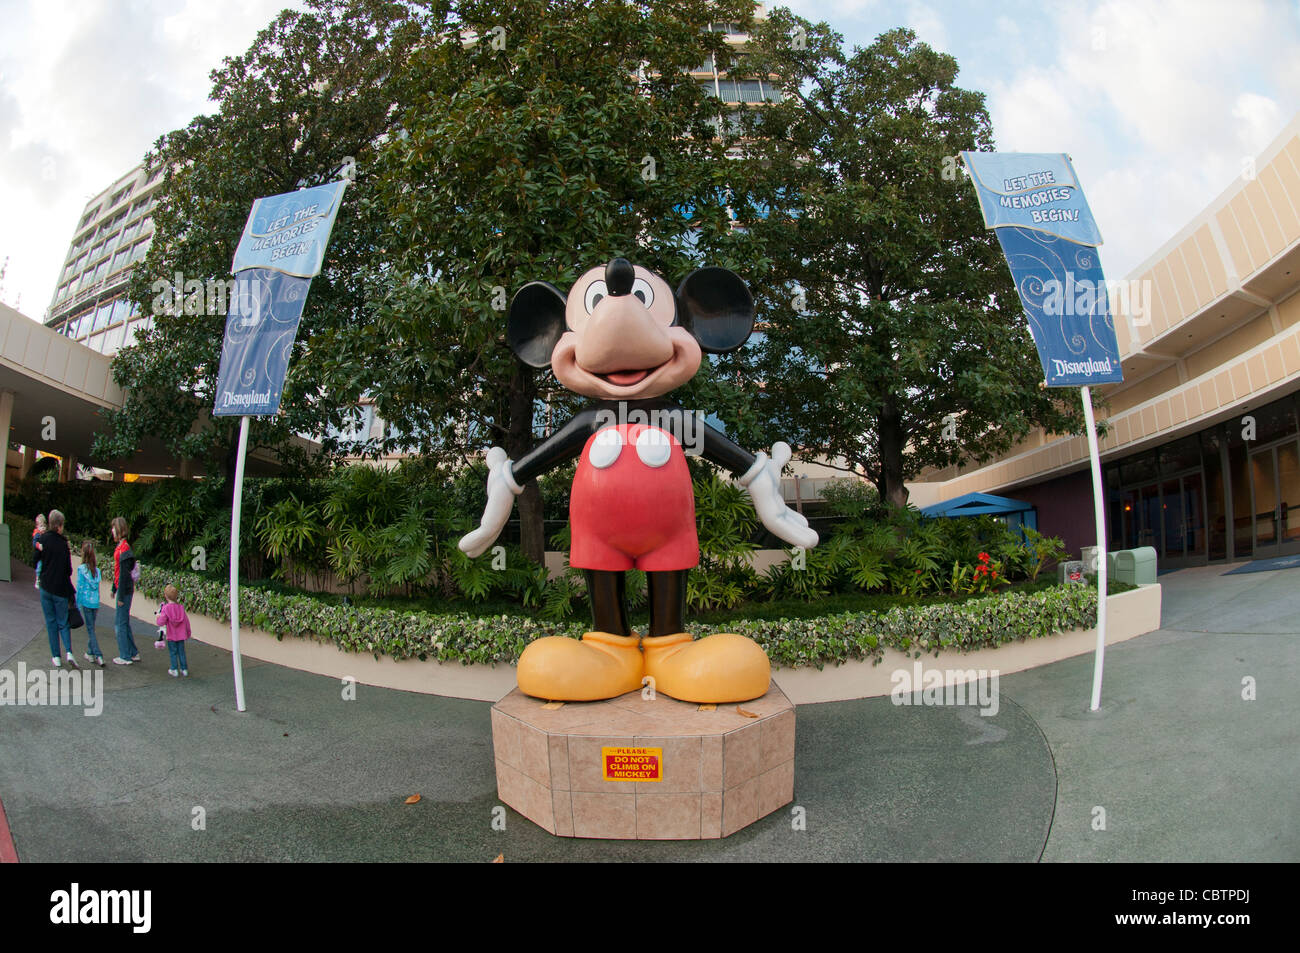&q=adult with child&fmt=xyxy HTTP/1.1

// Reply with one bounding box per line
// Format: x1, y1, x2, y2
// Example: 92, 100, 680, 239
77, 540, 106, 668
155, 585, 193, 677
110, 516, 141, 666
37, 510, 78, 669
